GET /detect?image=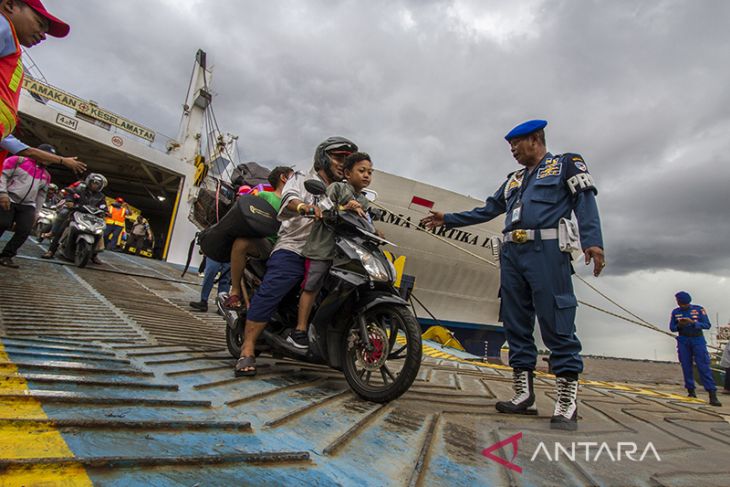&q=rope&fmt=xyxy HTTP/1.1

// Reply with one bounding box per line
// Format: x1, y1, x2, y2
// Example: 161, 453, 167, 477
369, 201, 499, 268
370, 201, 725, 354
